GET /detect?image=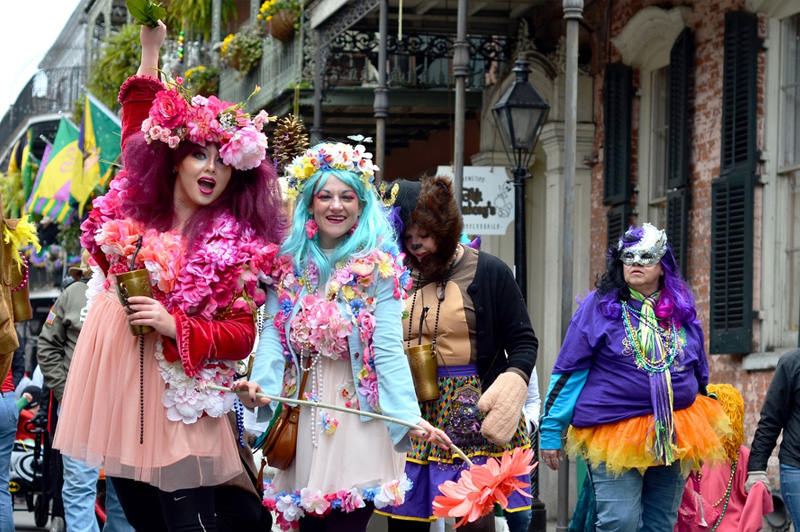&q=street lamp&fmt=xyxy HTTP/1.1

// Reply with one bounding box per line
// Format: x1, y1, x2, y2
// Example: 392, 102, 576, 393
492, 58, 550, 301
492, 58, 549, 532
